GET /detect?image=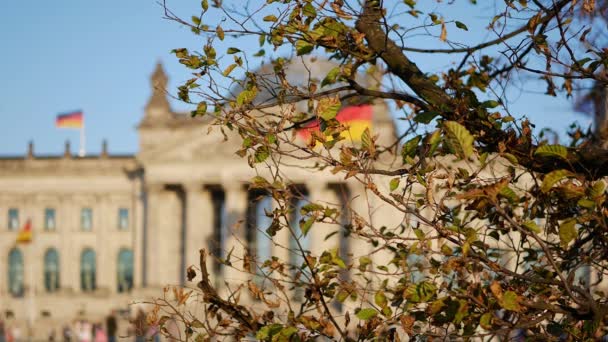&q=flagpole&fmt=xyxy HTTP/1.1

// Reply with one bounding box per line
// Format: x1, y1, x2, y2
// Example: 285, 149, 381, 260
79, 119, 86, 157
